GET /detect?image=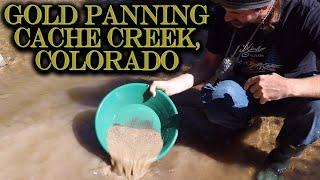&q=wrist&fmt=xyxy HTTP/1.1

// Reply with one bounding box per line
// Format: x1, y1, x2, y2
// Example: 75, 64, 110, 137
285, 78, 300, 97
